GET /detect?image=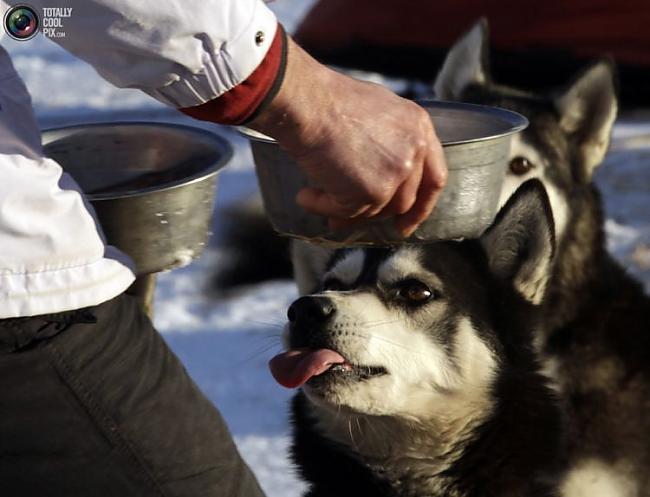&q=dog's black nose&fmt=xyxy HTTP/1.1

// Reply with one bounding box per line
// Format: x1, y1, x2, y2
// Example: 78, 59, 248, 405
287, 296, 336, 325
